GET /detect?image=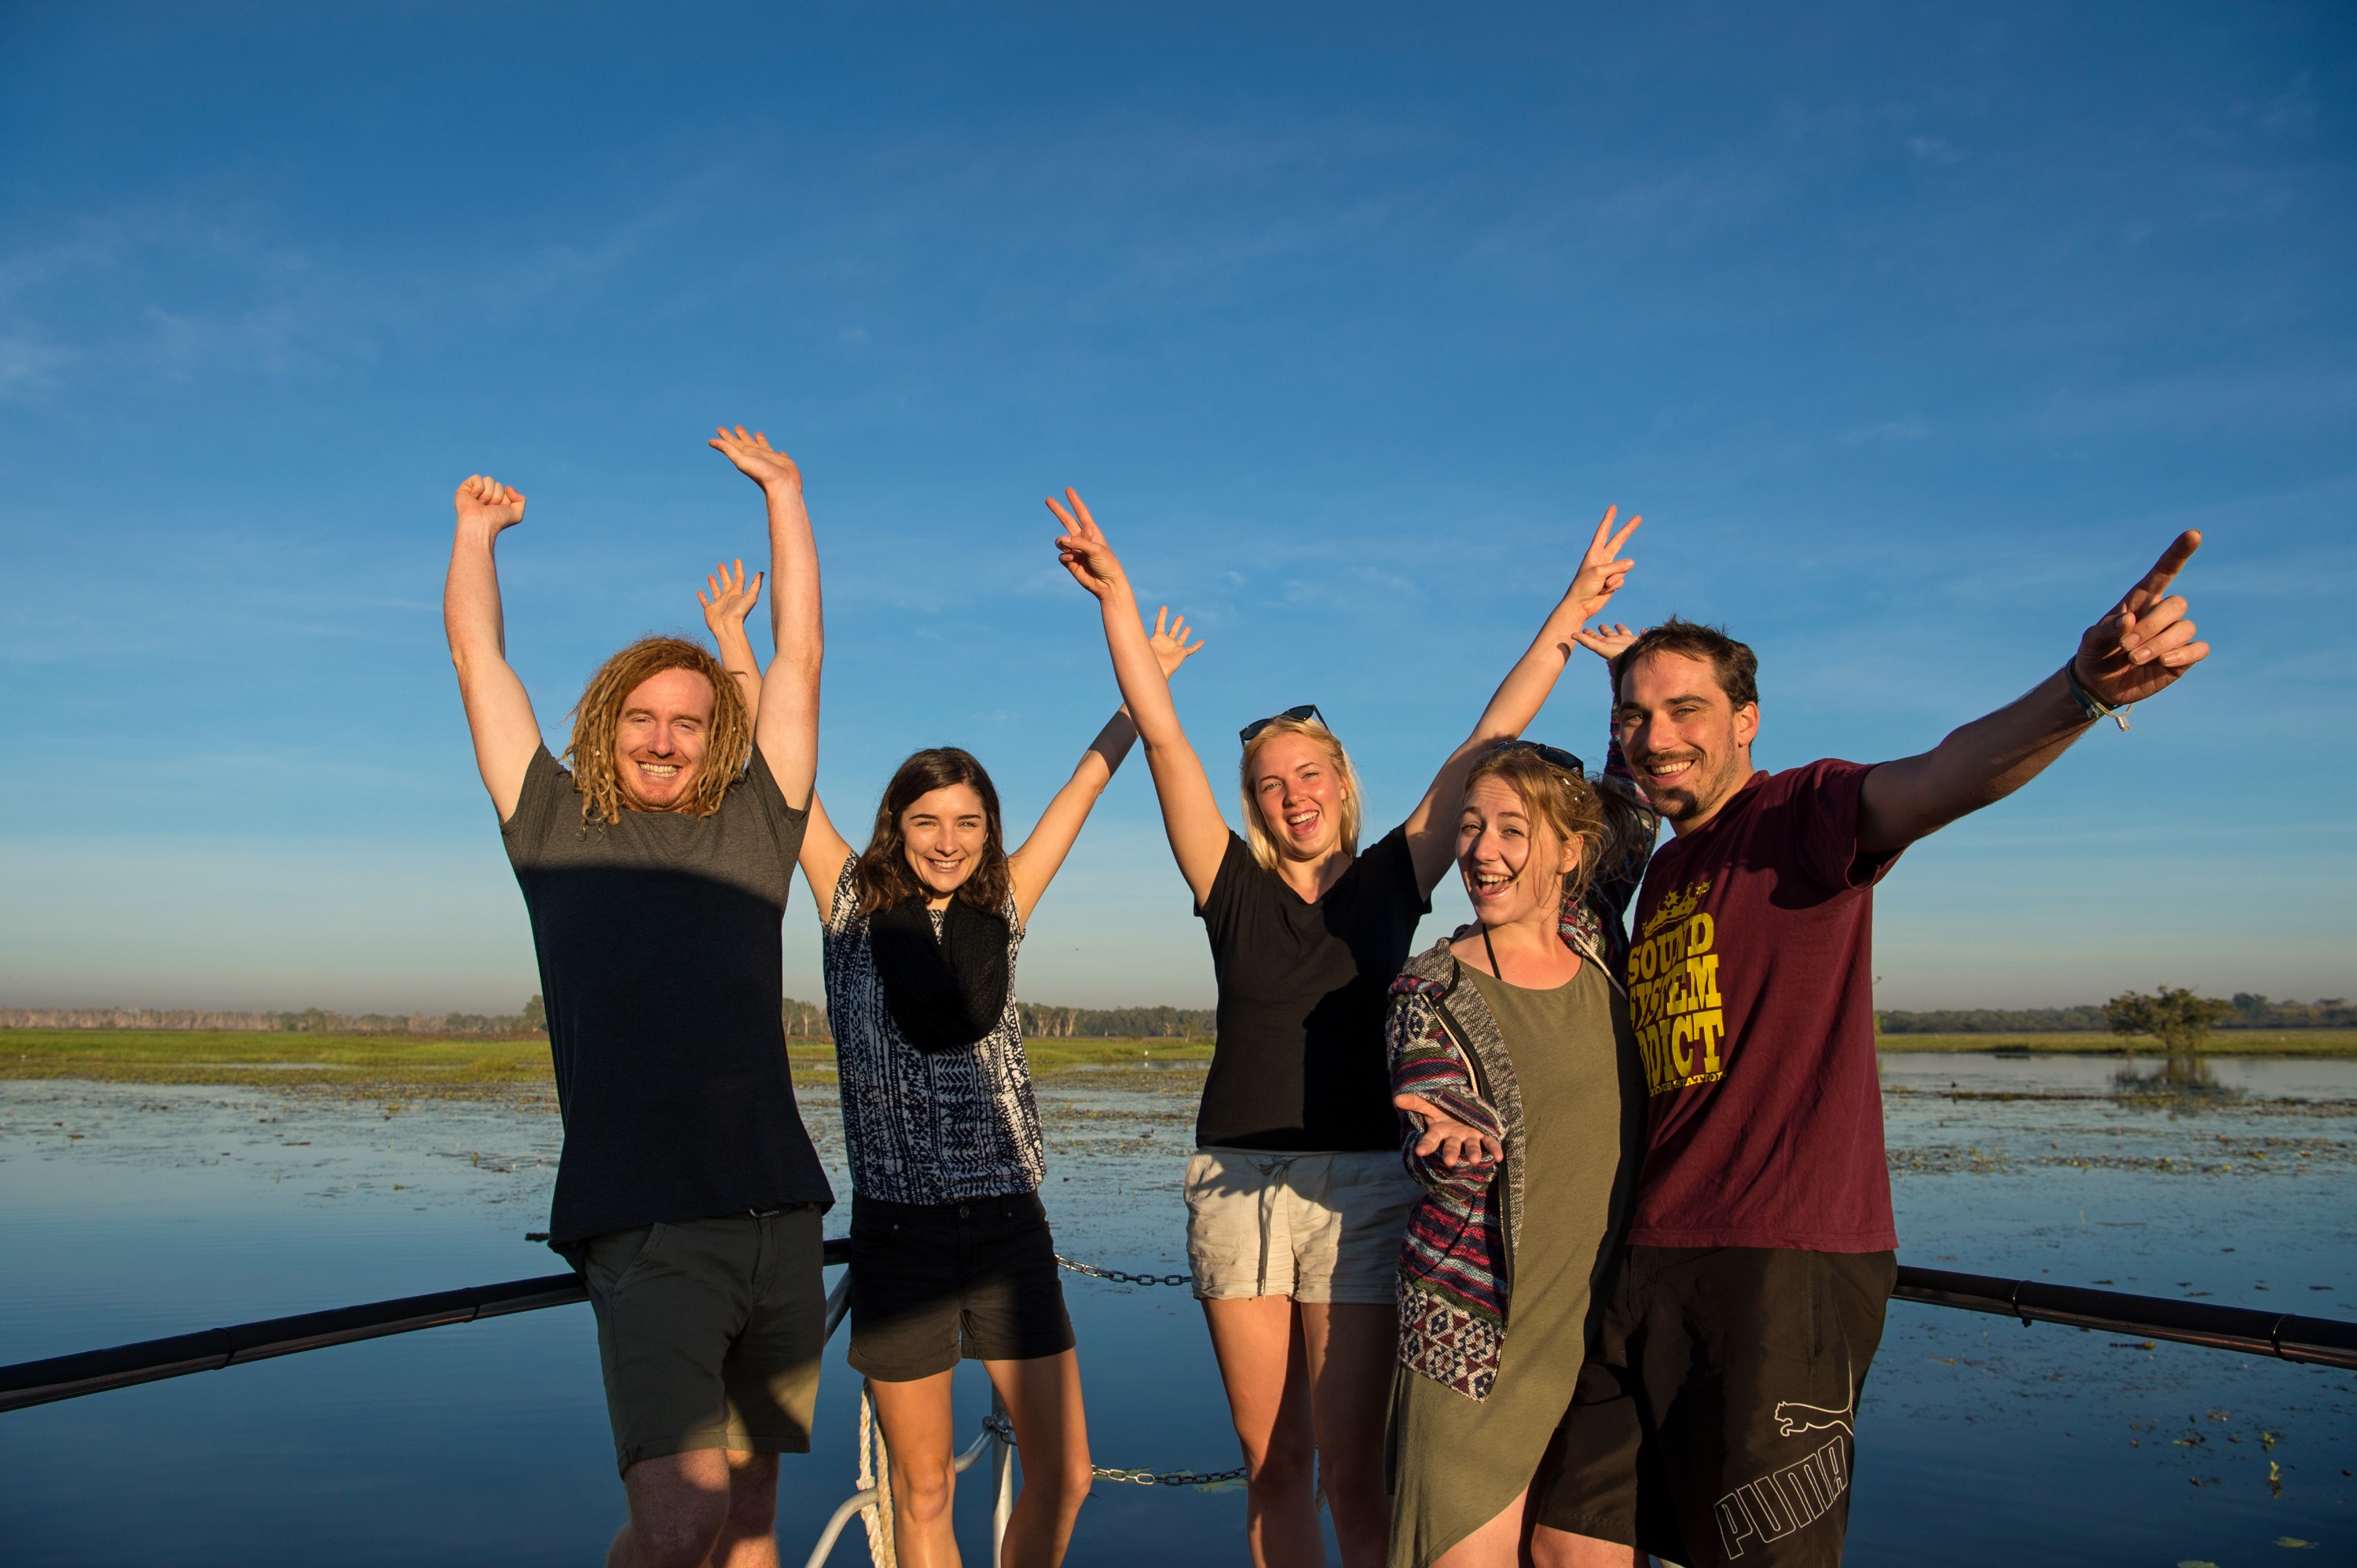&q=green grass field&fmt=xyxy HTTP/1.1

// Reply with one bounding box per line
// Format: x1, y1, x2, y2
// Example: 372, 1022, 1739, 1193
6, 1027, 2349, 1090
0, 1029, 1214, 1089
1875, 1030, 2357, 1057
